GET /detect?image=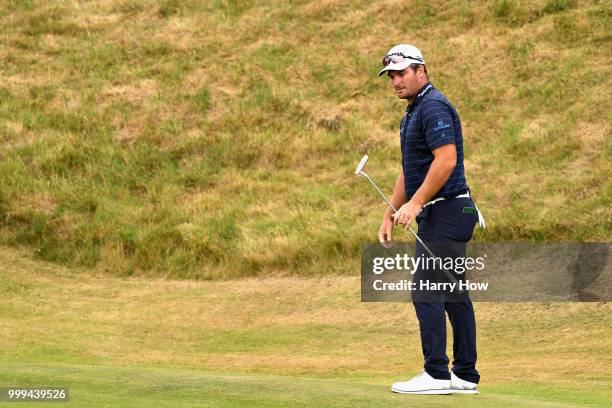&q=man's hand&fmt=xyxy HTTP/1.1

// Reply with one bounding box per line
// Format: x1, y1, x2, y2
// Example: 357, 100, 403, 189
393, 200, 423, 228
378, 212, 395, 243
